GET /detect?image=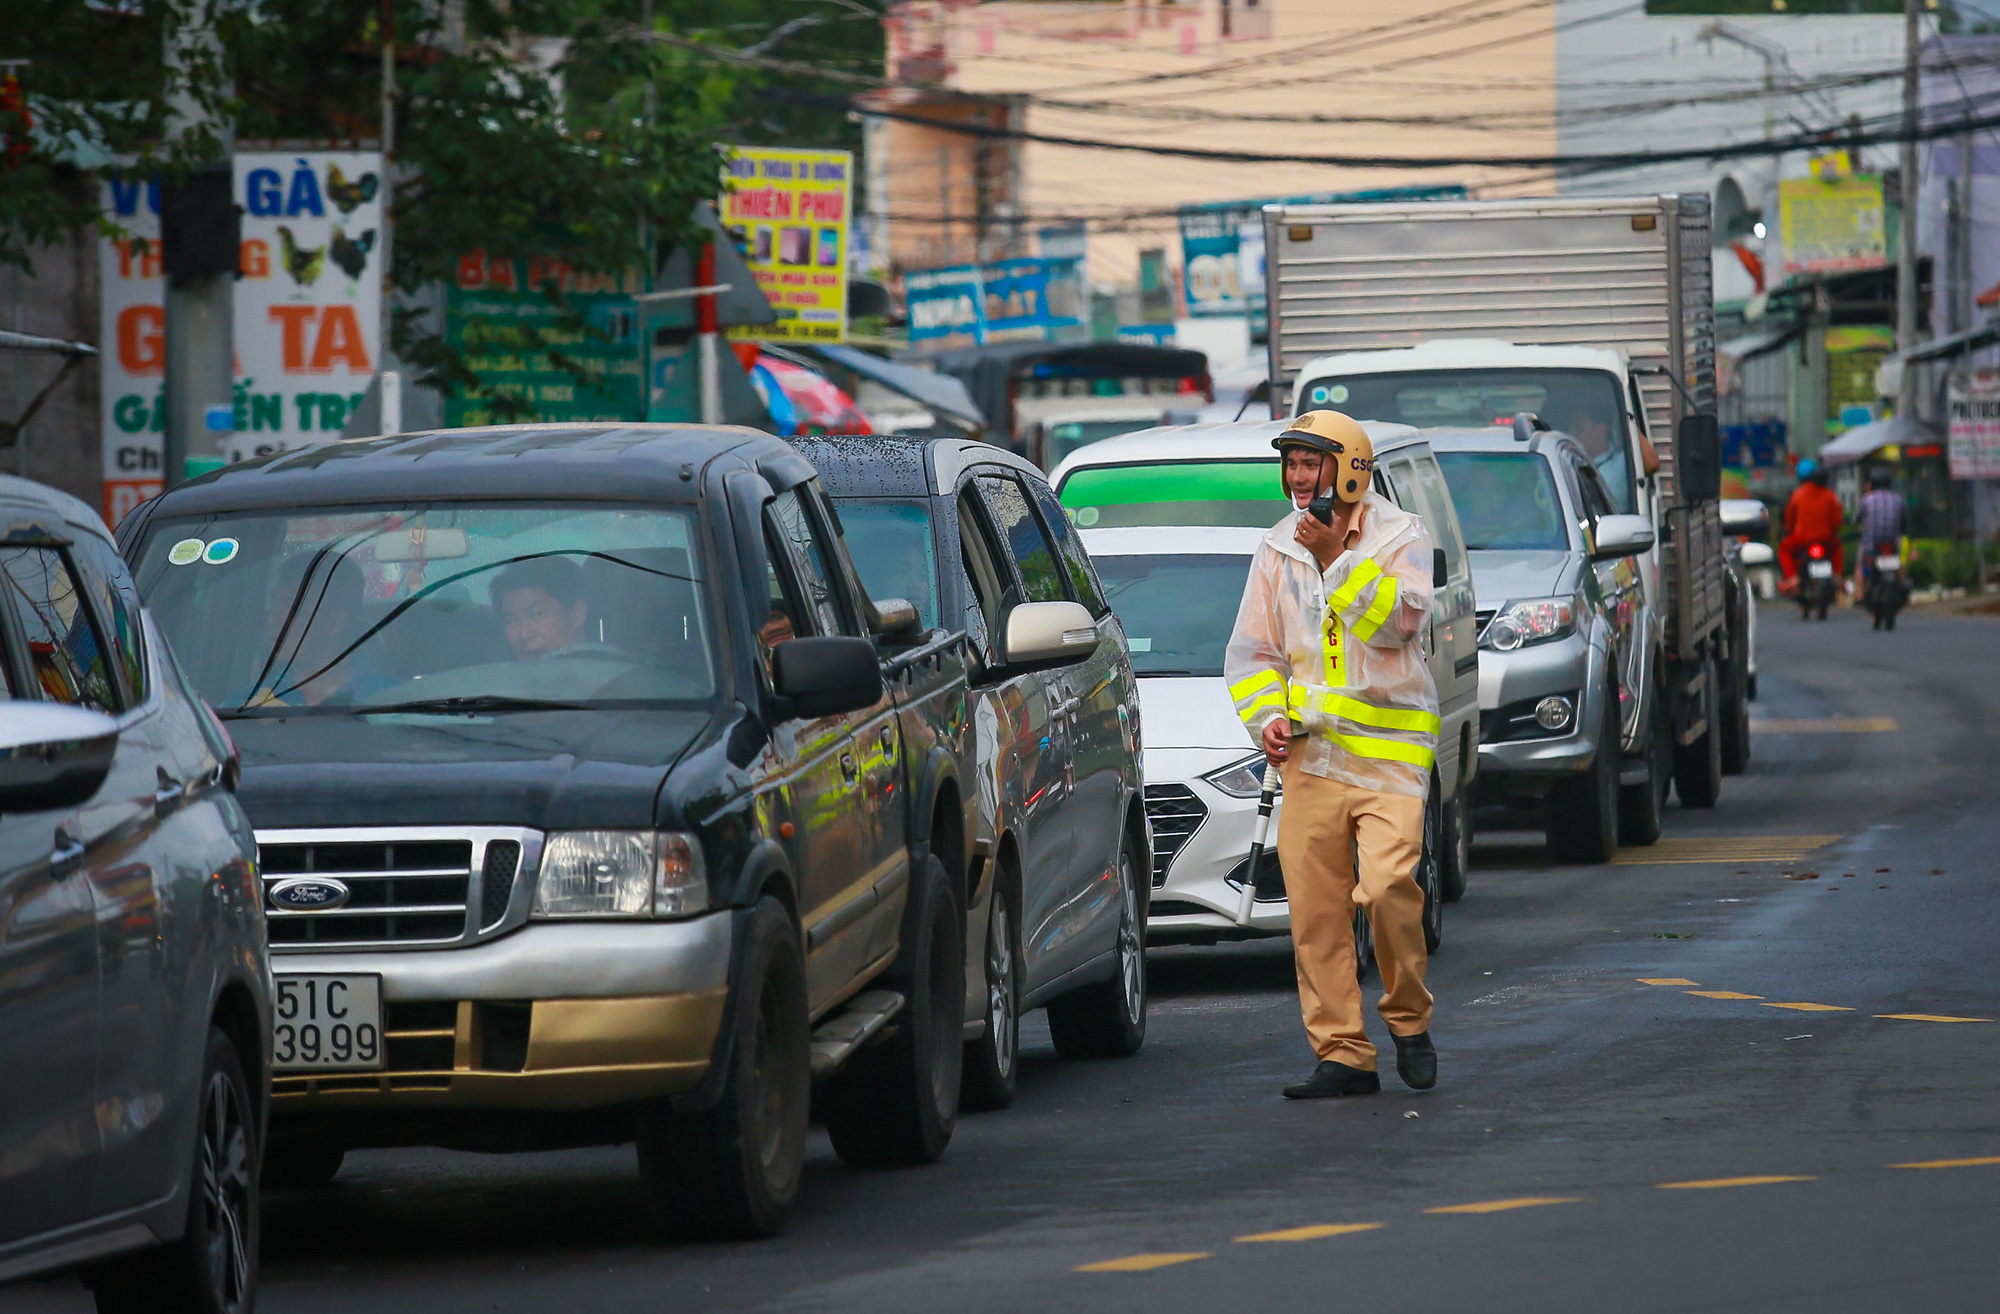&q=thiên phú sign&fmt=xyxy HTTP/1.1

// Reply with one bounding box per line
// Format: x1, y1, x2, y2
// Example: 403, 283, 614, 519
720, 147, 851, 345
